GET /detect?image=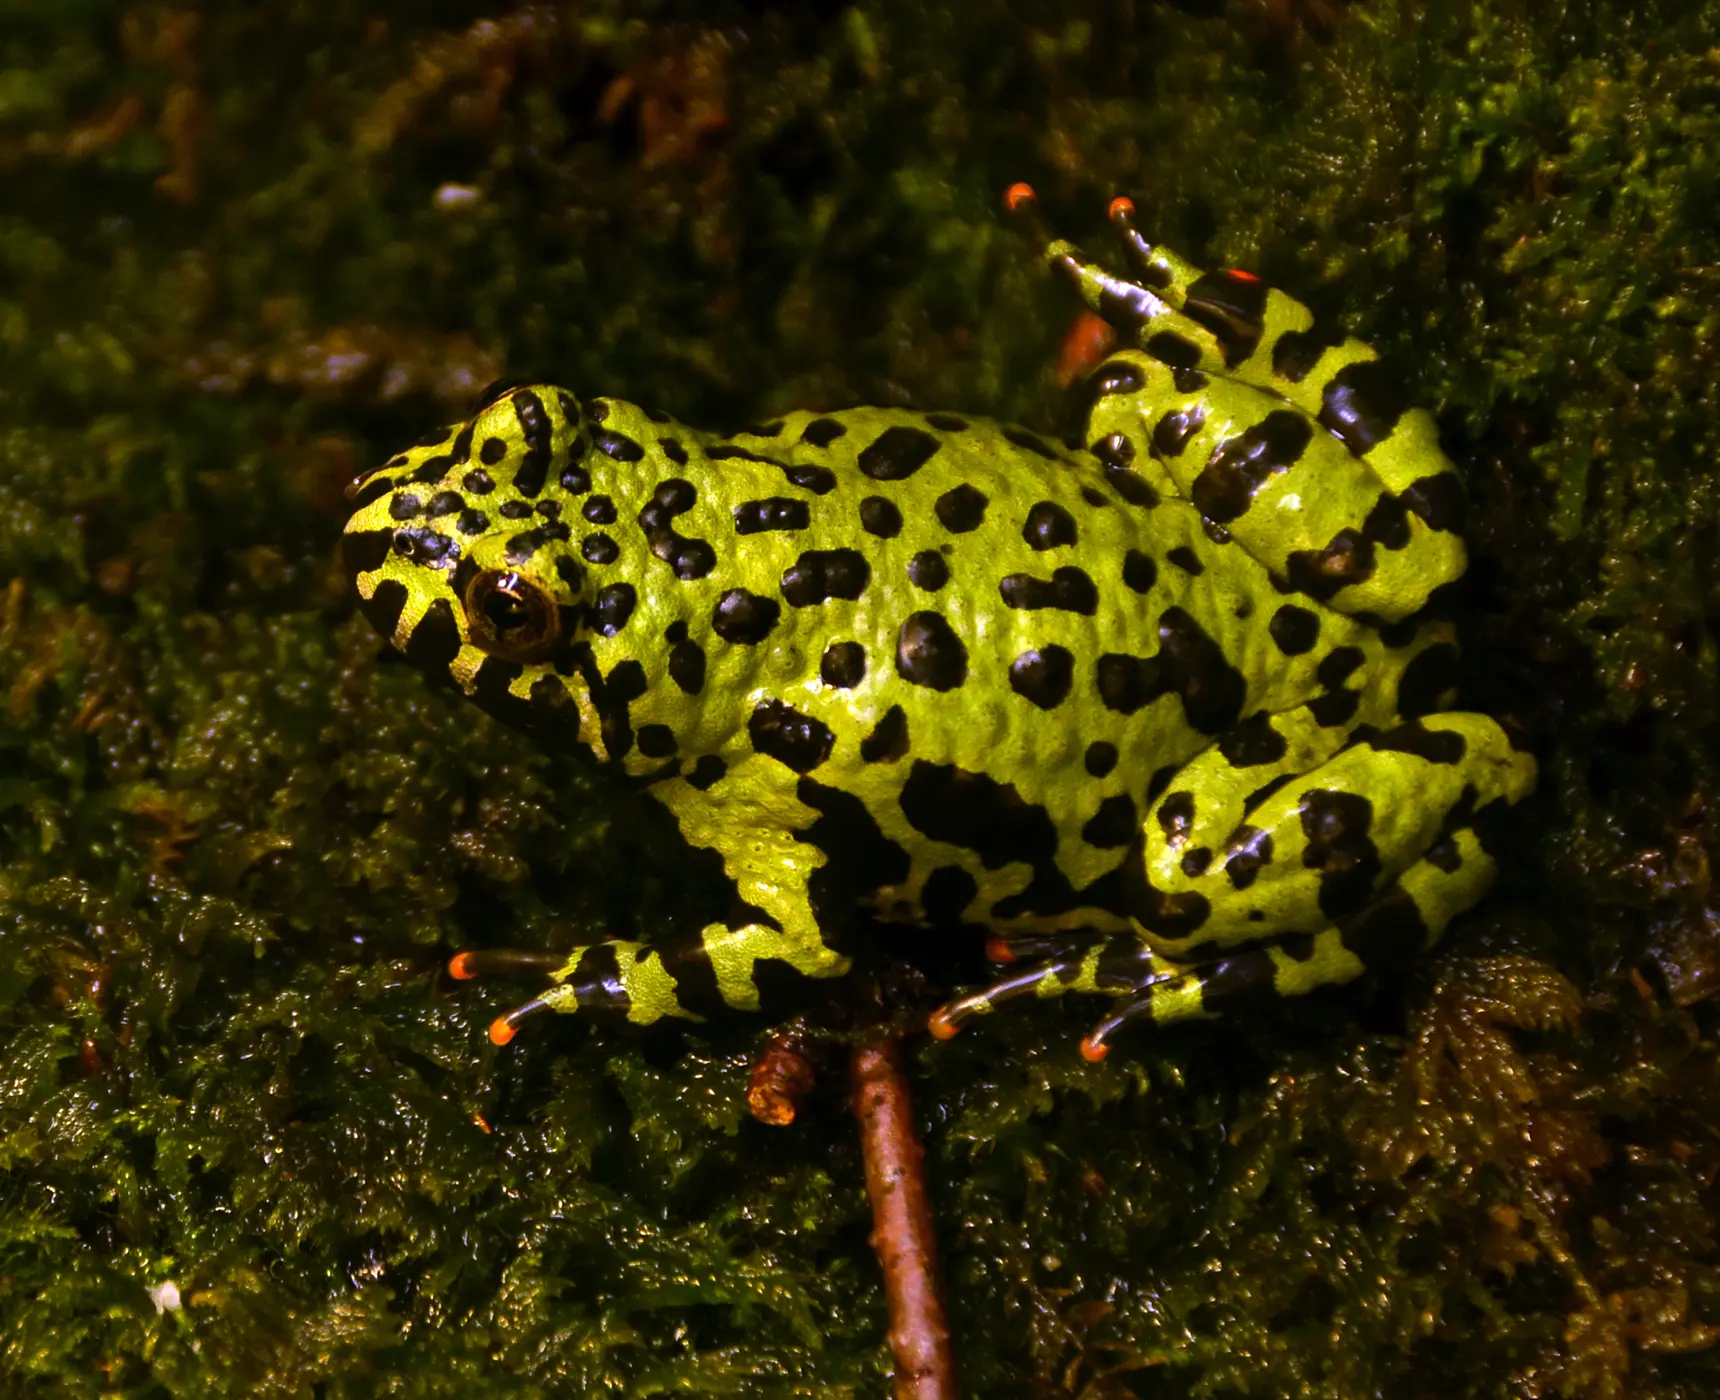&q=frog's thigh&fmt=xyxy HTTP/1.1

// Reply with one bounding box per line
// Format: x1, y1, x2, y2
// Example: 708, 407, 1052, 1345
1136, 711, 1536, 953
1078, 825, 1502, 1055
